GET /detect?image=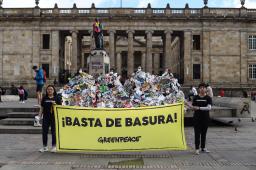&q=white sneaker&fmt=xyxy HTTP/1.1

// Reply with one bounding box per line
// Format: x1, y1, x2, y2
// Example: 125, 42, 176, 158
34, 122, 42, 127
22, 101, 25, 103
39, 147, 48, 153
195, 149, 200, 155
201, 148, 210, 153
50, 146, 57, 153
